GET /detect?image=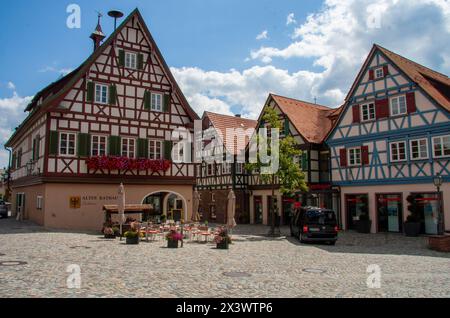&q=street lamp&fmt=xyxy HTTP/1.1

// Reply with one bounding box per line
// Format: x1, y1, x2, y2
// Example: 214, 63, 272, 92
433, 173, 443, 235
